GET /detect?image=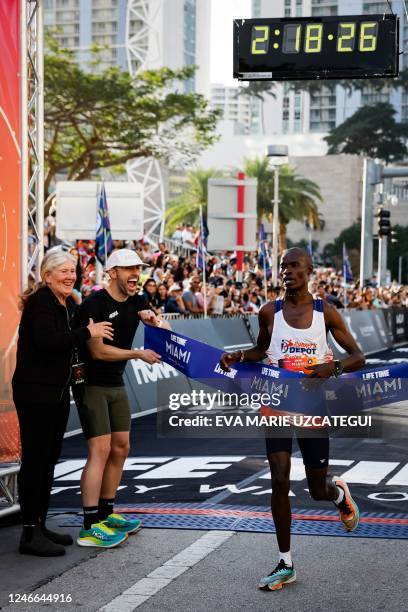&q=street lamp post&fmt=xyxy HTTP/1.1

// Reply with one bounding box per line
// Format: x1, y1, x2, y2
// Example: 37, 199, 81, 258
266, 145, 288, 286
